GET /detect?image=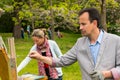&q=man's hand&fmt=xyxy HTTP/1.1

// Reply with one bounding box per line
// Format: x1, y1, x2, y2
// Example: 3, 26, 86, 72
90, 71, 105, 80
29, 51, 42, 60
29, 51, 52, 65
